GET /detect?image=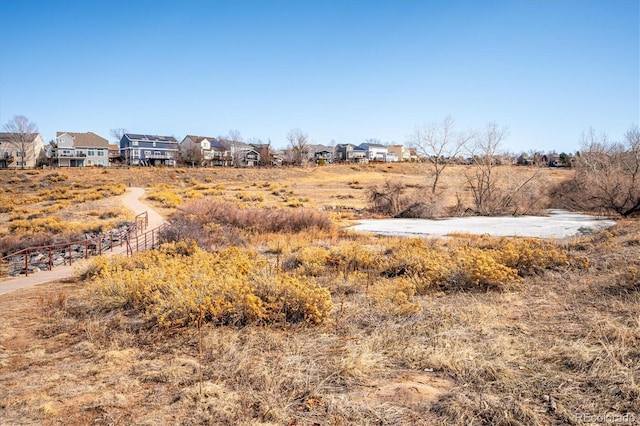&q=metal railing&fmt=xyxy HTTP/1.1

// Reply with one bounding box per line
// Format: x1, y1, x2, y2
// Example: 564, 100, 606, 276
0, 211, 162, 277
